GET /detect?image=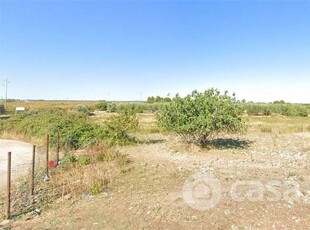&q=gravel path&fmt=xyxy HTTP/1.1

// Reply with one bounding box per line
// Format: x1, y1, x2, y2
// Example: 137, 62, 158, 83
0, 139, 33, 188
